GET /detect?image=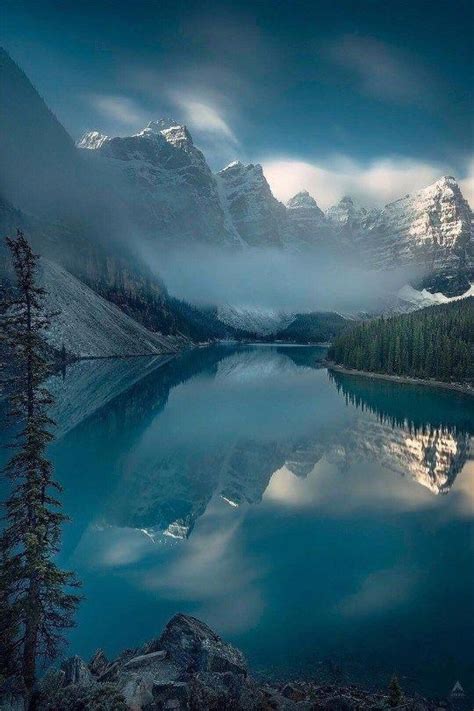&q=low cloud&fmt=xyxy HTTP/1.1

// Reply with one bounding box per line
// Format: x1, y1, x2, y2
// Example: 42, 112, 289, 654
170, 95, 238, 144
262, 155, 471, 208
88, 94, 147, 129
459, 157, 474, 206
324, 35, 435, 106
153, 245, 419, 313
